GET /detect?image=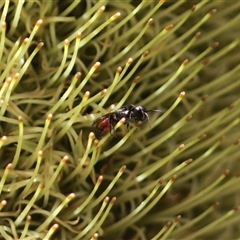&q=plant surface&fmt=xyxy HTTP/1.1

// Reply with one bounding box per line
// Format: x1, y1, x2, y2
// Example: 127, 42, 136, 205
0, 1, 240, 239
